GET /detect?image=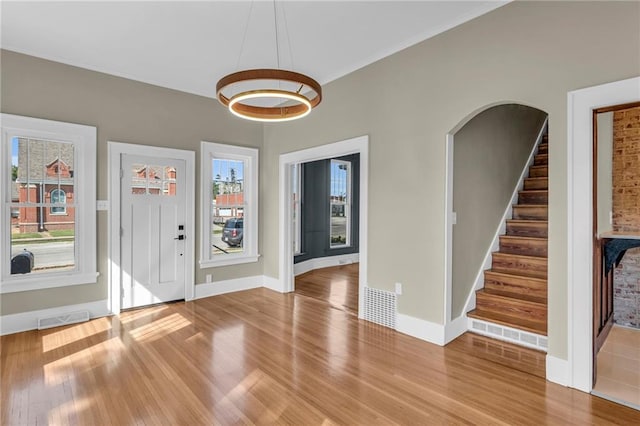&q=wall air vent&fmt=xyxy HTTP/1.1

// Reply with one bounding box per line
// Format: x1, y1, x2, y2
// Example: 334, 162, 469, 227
364, 286, 397, 329
38, 310, 90, 330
